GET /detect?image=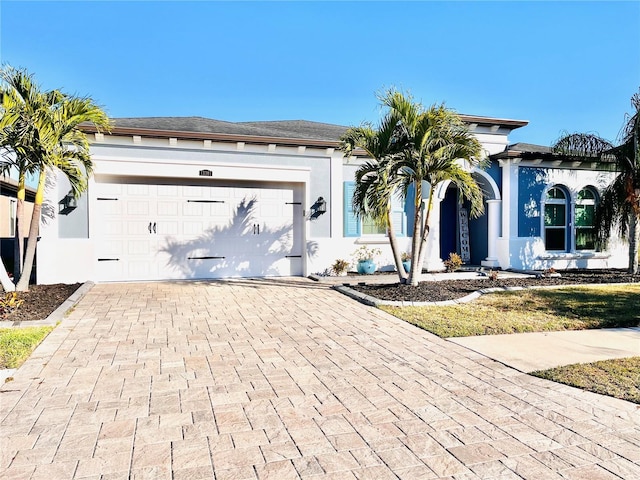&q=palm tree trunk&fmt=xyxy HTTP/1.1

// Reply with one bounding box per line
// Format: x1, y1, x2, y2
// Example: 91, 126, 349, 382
0, 259, 15, 292
386, 208, 408, 283
13, 175, 26, 280
629, 212, 639, 274
15, 170, 45, 291
408, 183, 423, 286
410, 187, 434, 287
